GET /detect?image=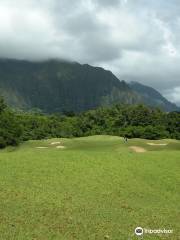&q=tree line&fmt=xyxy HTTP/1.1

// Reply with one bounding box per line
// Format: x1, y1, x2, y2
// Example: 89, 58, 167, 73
0, 97, 179, 148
